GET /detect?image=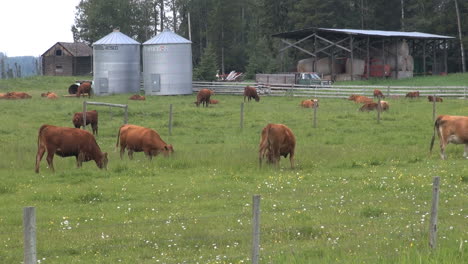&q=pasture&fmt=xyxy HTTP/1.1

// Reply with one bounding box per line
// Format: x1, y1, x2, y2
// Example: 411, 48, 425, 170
0, 76, 467, 263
